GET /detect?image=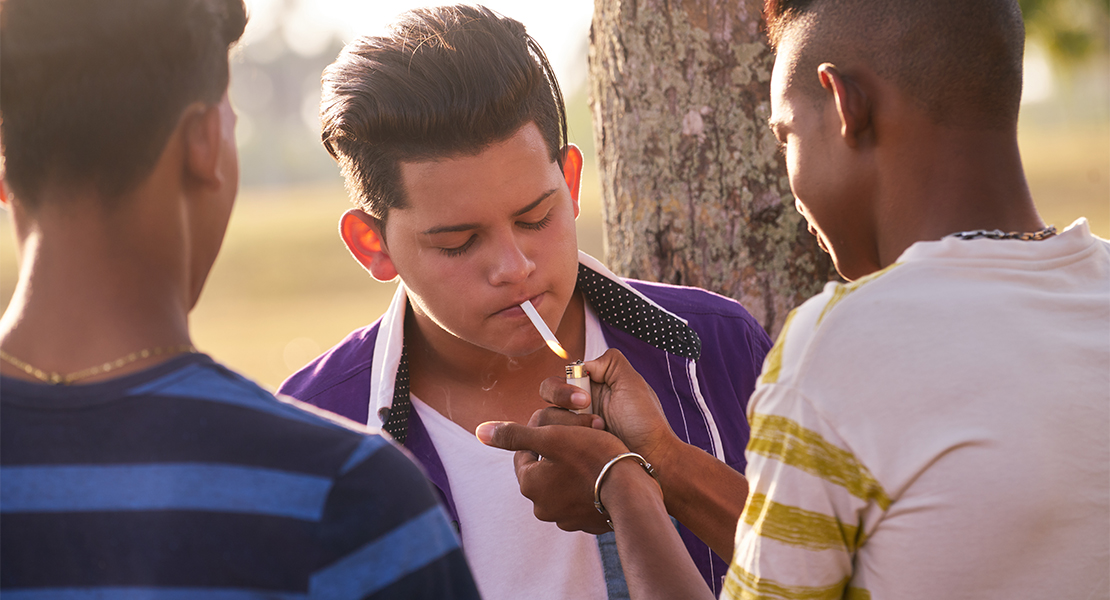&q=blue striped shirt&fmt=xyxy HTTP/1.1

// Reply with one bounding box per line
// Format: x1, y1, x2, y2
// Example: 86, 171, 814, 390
1, 353, 479, 599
